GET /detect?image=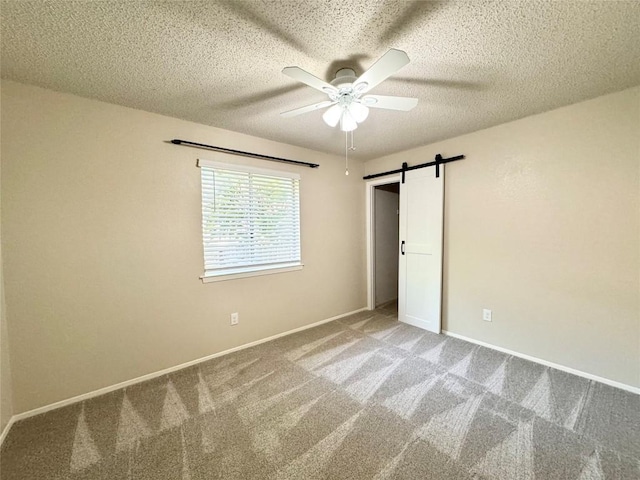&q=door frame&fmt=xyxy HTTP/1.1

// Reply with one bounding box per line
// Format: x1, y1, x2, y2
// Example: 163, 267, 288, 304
365, 174, 401, 311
